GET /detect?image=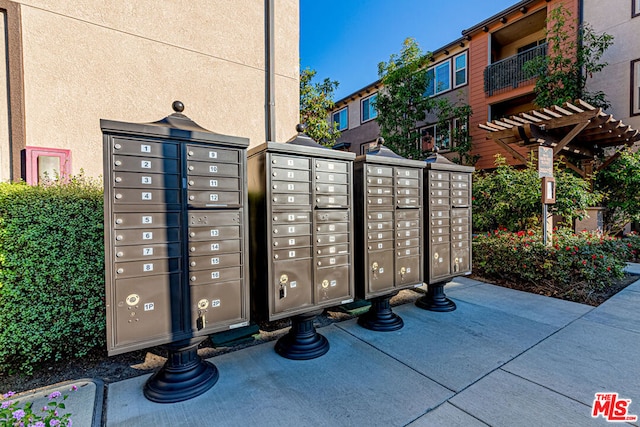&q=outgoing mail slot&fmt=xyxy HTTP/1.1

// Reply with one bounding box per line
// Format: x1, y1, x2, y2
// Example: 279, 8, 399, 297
114, 227, 181, 245
187, 161, 239, 177
273, 247, 312, 261
187, 190, 240, 207
271, 155, 310, 170
188, 225, 240, 241
114, 189, 180, 205
189, 211, 240, 227
272, 258, 313, 313
315, 210, 350, 222
114, 172, 180, 189
114, 212, 181, 229
316, 222, 349, 234
189, 239, 241, 255
316, 264, 350, 303
190, 281, 242, 331
189, 266, 242, 285
187, 176, 240, 191
189, 253, 241, 271
113, 155, 179, 174
114, 273, 179, 347
272, 168, 311, 182
315, 171, 348, 184
272, 223, 312, 236
186, 145, 239, 163
112, 138, 179, 158
316, 160, 348, 173
272, 193, 311, 206
114, 257, 181, 279
115, 243, 181, 261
